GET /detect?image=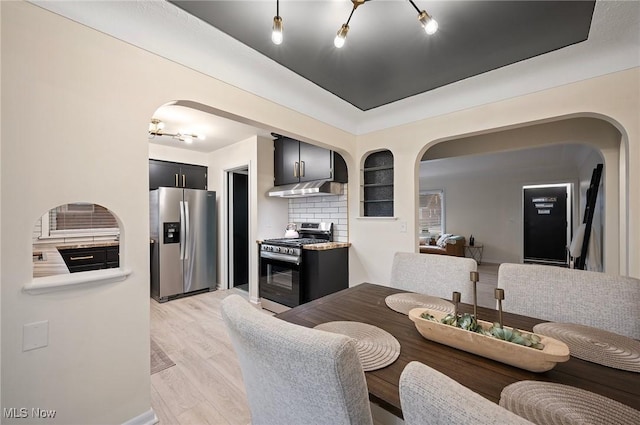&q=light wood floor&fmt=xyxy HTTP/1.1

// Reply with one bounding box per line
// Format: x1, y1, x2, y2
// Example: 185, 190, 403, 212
150, 289, 253, 425
149, 264, 500, 424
